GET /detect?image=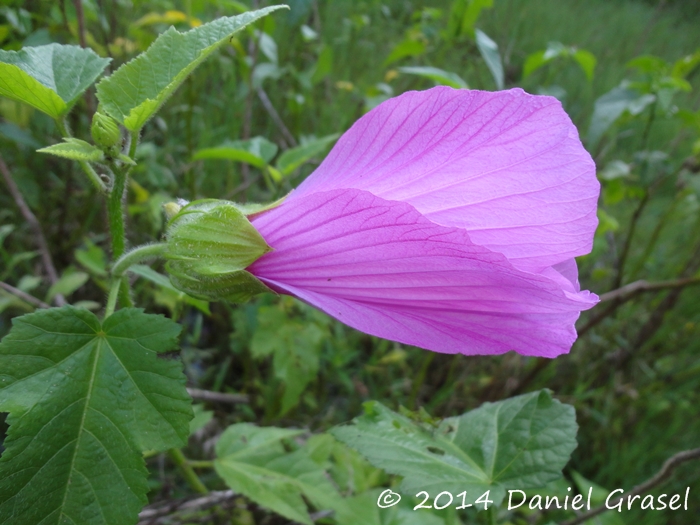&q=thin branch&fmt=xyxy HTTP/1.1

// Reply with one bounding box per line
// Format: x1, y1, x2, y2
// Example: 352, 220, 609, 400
612, 191, 649, 290
72, 0, 87, 48
256, 87, 297, 147
0, 281, 50, 309
560, 447, 700, 525
599, 276, 700, 303
138, 490, 333, 525
187, 388, 249, 404
138, 490, 235, 523
0, 154, 65, 306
